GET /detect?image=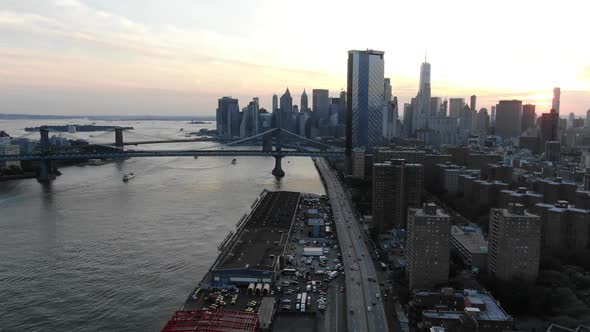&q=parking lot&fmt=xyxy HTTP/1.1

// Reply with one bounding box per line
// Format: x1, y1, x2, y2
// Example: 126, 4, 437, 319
273, 195, 347, 332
